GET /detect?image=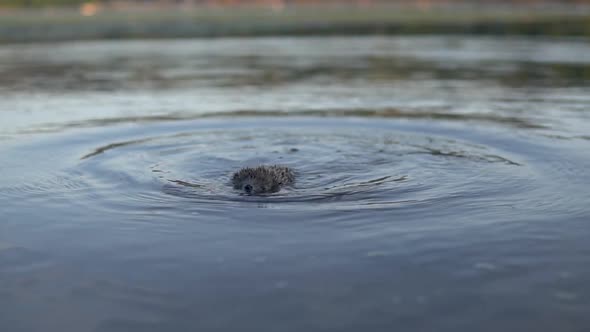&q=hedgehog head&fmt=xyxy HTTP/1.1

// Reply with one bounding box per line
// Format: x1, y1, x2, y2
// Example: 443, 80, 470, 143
232, 166, 287, 195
